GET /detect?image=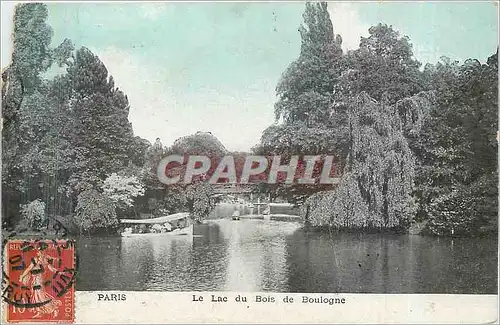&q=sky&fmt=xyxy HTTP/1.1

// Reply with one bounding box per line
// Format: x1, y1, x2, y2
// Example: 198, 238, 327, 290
1, 1, 498, 152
